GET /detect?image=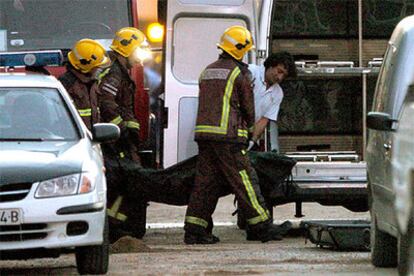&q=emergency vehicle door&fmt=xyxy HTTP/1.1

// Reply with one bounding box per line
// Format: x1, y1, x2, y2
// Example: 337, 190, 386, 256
163, 0, 266, 168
